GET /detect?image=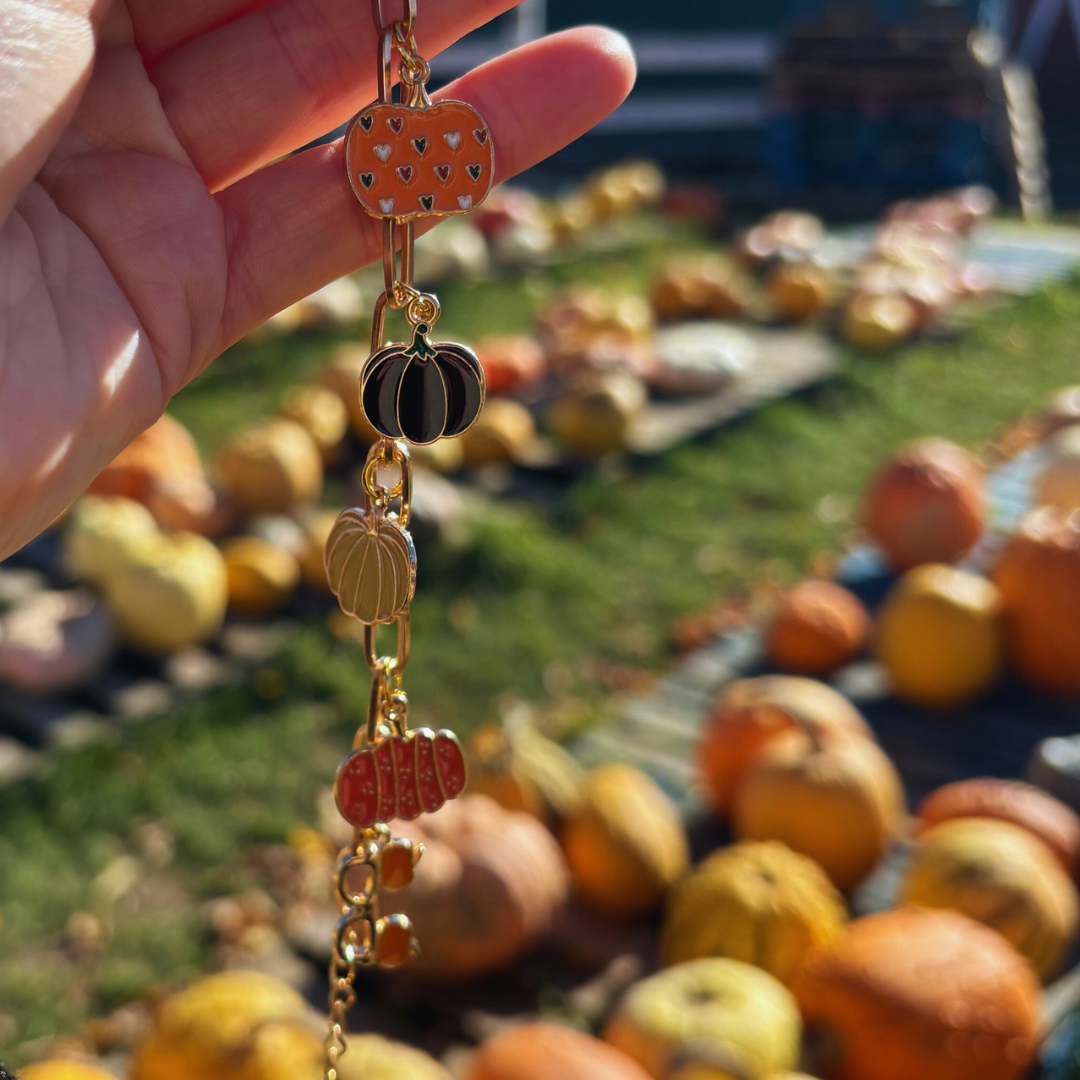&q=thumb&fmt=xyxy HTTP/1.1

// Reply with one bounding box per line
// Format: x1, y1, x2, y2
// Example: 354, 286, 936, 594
0, 0, 113, 224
